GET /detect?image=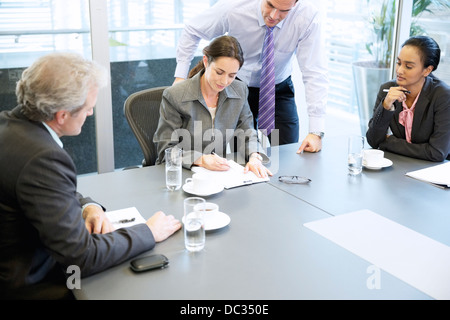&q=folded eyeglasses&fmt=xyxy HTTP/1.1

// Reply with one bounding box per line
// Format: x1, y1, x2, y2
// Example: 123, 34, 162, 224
278, 176, 311, 184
